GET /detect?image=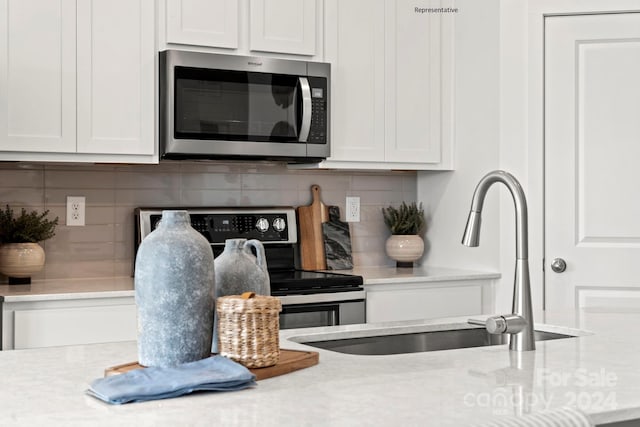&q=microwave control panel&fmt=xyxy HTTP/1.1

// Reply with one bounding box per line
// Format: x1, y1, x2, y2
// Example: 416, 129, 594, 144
308, 76, 328, 144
